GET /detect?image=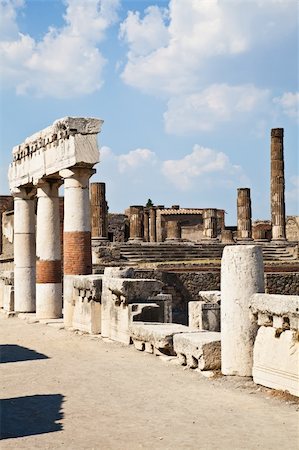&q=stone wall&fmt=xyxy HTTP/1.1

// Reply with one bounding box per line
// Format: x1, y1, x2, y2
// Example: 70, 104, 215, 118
286, 216, 299, 242
265, 272, 299, 295
108, 213, 129, 242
